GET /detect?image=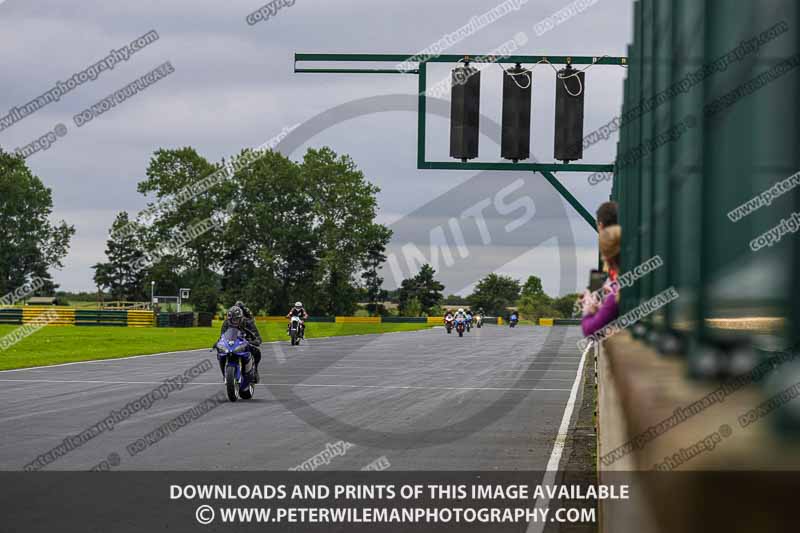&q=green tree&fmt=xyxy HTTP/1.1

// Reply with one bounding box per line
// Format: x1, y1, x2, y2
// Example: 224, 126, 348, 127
397, 264, 444, 316
443, 294, 469, 305
223, 148, 314, 314
361, 226, 392, 316
403, 296, 423, 317
301, 147, 390, 315
516, 274, 565, 321
553, 293, 582, 318
0, 149, 74, 295
103, 144, 391, 316
517, 294, 560, 322
521, 275, 546, 299
189, 274, 222, 314
397, 277, 419, 316
93, 212, 149, 301
414, 264, 444, 313
468, 274, 521, 316
139, 147, 232, 280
